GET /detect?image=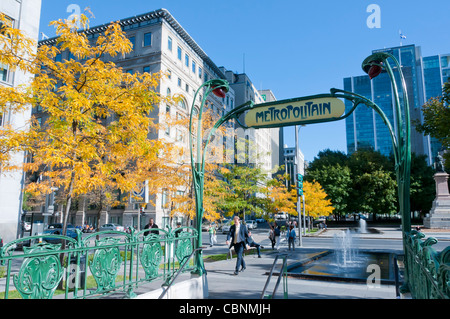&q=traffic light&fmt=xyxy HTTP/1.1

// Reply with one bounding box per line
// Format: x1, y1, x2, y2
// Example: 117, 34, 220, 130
297, 173, 303, 196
